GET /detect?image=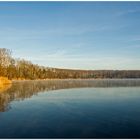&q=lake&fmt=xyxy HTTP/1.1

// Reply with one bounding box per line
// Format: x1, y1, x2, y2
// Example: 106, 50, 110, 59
0, 79, 140, 138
